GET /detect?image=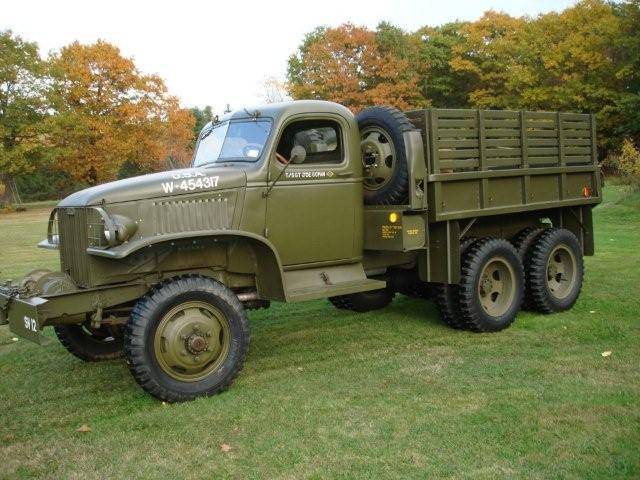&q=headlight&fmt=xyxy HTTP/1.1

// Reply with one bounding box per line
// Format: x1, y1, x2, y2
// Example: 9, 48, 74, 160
90, 208, 137, 248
